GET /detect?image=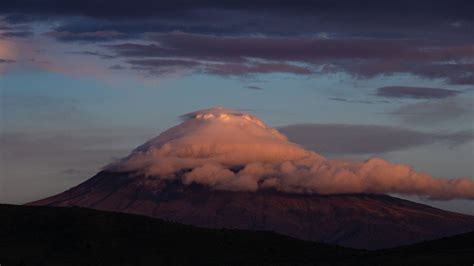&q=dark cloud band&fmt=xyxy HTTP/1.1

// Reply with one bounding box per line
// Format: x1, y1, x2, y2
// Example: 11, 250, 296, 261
376, 86, 461, 99
278, 124, 474, 155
